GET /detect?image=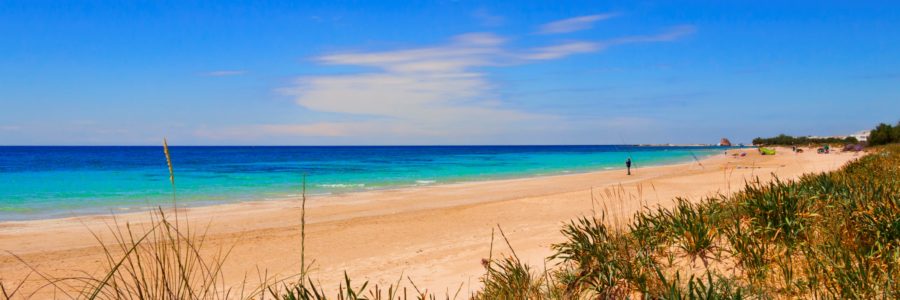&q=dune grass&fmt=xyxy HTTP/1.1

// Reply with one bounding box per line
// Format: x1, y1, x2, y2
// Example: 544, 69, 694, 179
2, 144, 899, 299
532, 145, 900, 299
